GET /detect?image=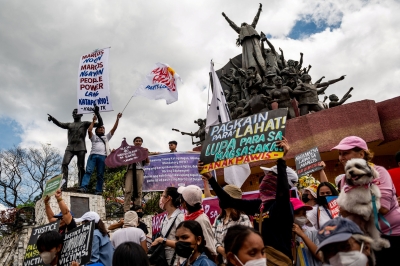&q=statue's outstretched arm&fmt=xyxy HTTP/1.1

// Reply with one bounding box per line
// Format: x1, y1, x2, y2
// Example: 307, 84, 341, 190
279, 47, 286, 68
342, 87, 353, 99
316, 75, 345, 88
265, 37, 276, 55
48, 115, 69, 129
315, 76, 325, 84
251, 3, 263, 28
92, 105, 103, 128
222, 12, 240, 33
317, 85, 329, 95
298, 53, 304, 70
